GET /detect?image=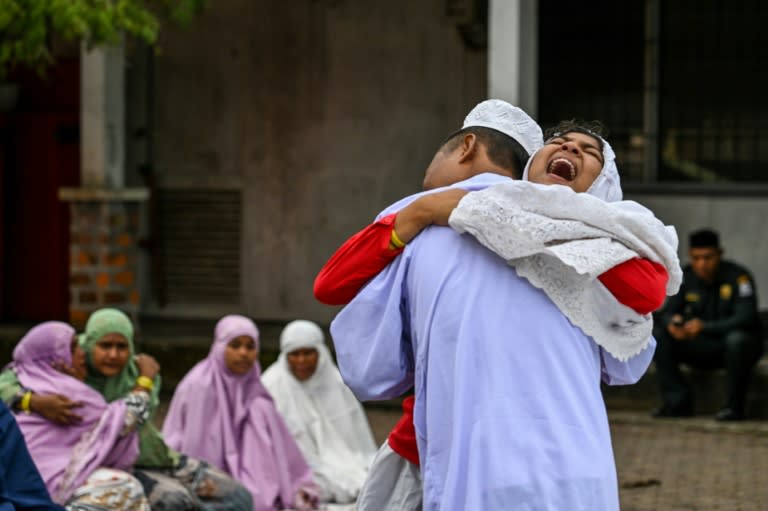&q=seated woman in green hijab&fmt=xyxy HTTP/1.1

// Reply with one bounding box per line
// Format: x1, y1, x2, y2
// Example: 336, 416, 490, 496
0, 308, 253, 511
